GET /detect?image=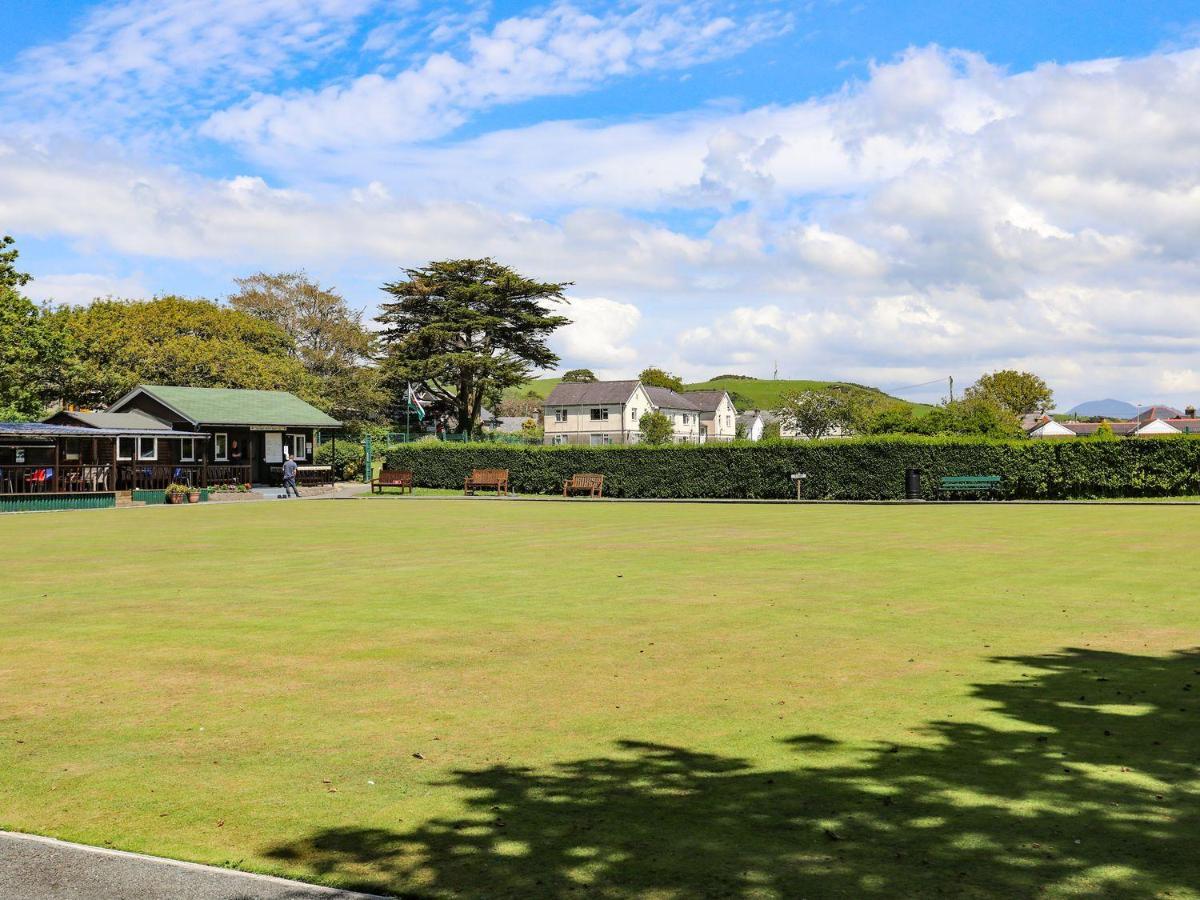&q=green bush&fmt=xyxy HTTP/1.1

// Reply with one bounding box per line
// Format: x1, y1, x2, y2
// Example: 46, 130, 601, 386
381, 435, 1200, 500
315, 439, 365, 481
